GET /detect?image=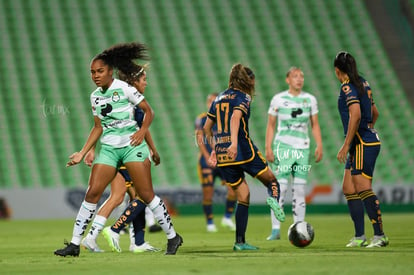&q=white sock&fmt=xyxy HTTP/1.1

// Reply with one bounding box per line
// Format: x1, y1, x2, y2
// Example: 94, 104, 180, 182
270, 181, 288, 230
145, 206, 156, 227
71, 200, 97, 245
87, 215, 107, 240
292, 183, 306, 223
148, 196, 176, 239
129, 224, 135, 246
